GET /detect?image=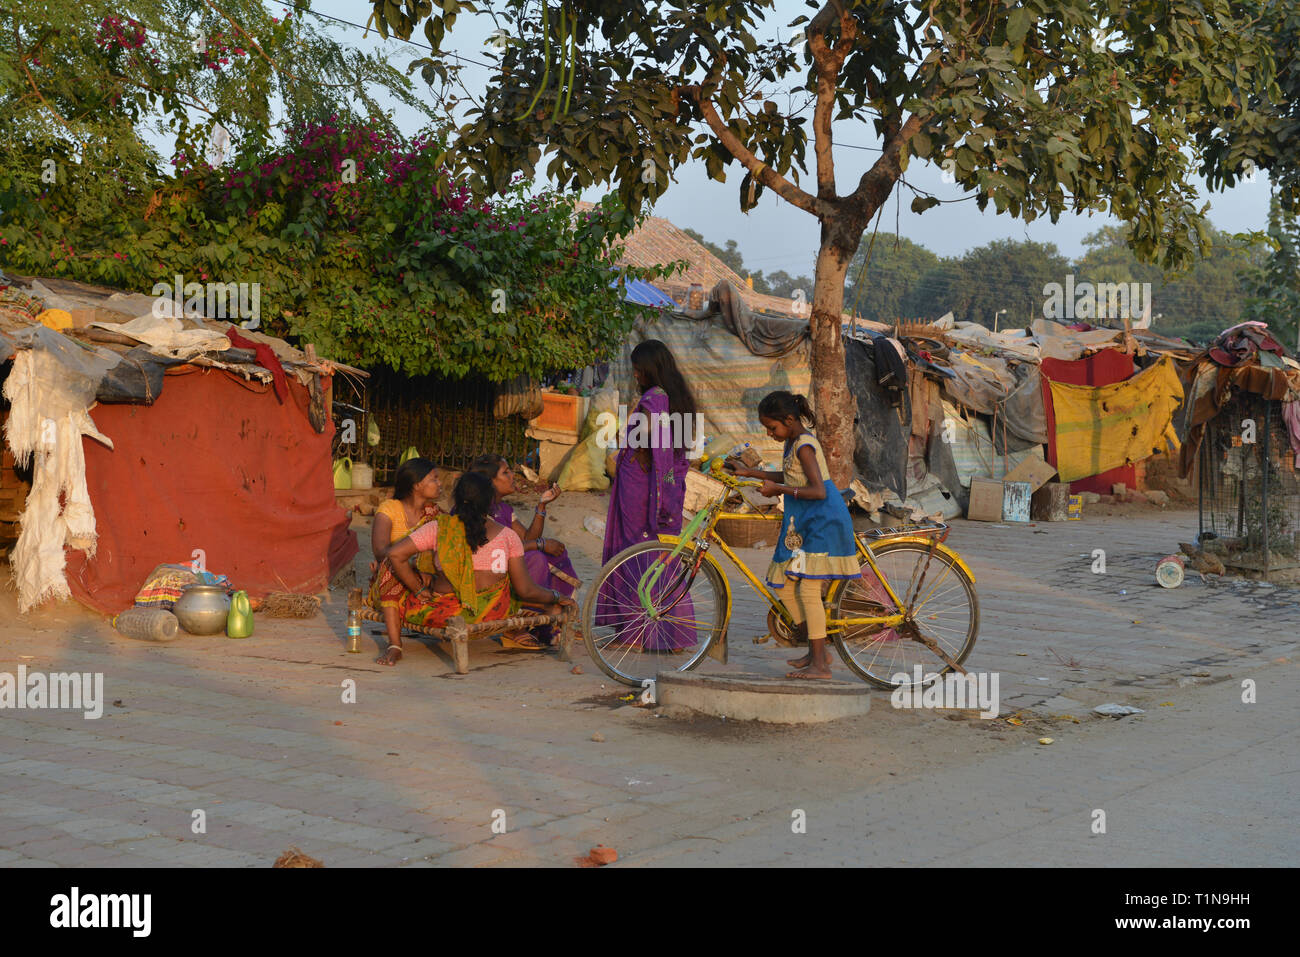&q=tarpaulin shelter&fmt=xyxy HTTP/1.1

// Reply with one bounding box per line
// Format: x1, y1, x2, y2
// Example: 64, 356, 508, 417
590, 199, 1201, 520
0, 274, 359, 615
